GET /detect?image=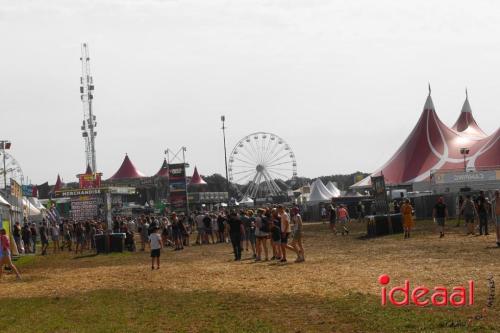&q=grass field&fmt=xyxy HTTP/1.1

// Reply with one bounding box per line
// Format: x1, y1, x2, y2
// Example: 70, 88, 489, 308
1, 220, 499, 333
